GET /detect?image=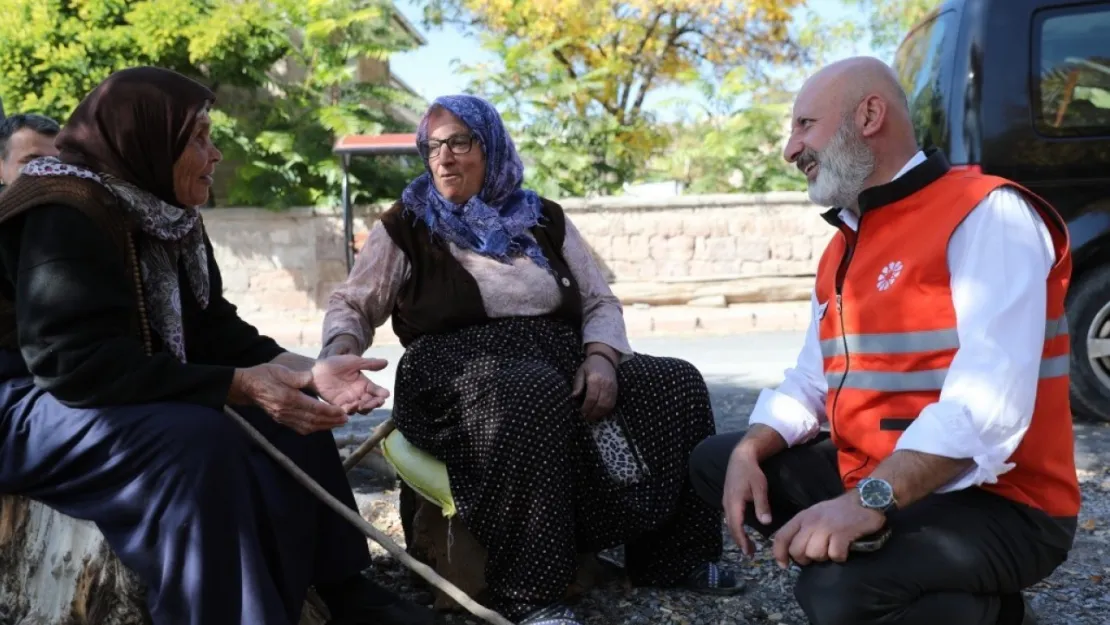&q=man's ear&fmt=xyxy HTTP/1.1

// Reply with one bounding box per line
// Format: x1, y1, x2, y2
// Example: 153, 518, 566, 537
857, 94, 888, 138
